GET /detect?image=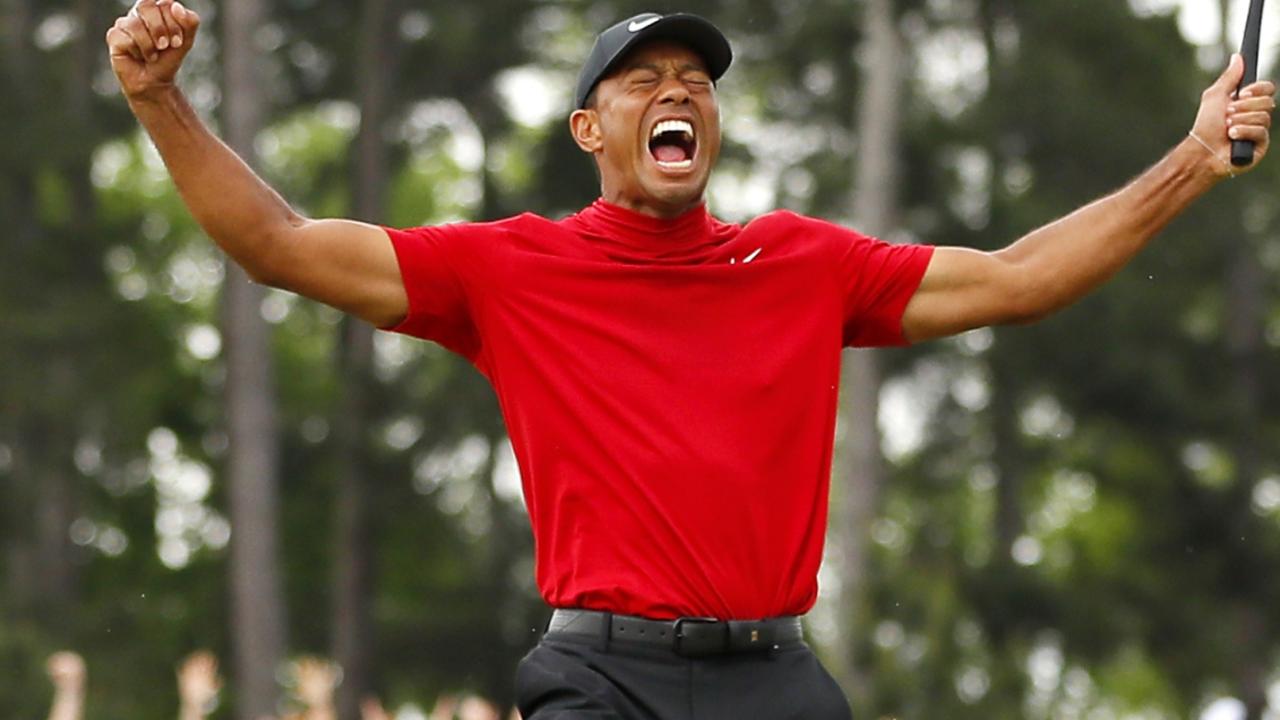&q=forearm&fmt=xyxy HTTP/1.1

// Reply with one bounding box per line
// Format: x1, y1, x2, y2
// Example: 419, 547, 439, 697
47, 691, 84, 720
178, 702, 204, 720
127, 85, 301, 283
995, 137, 1218, 319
